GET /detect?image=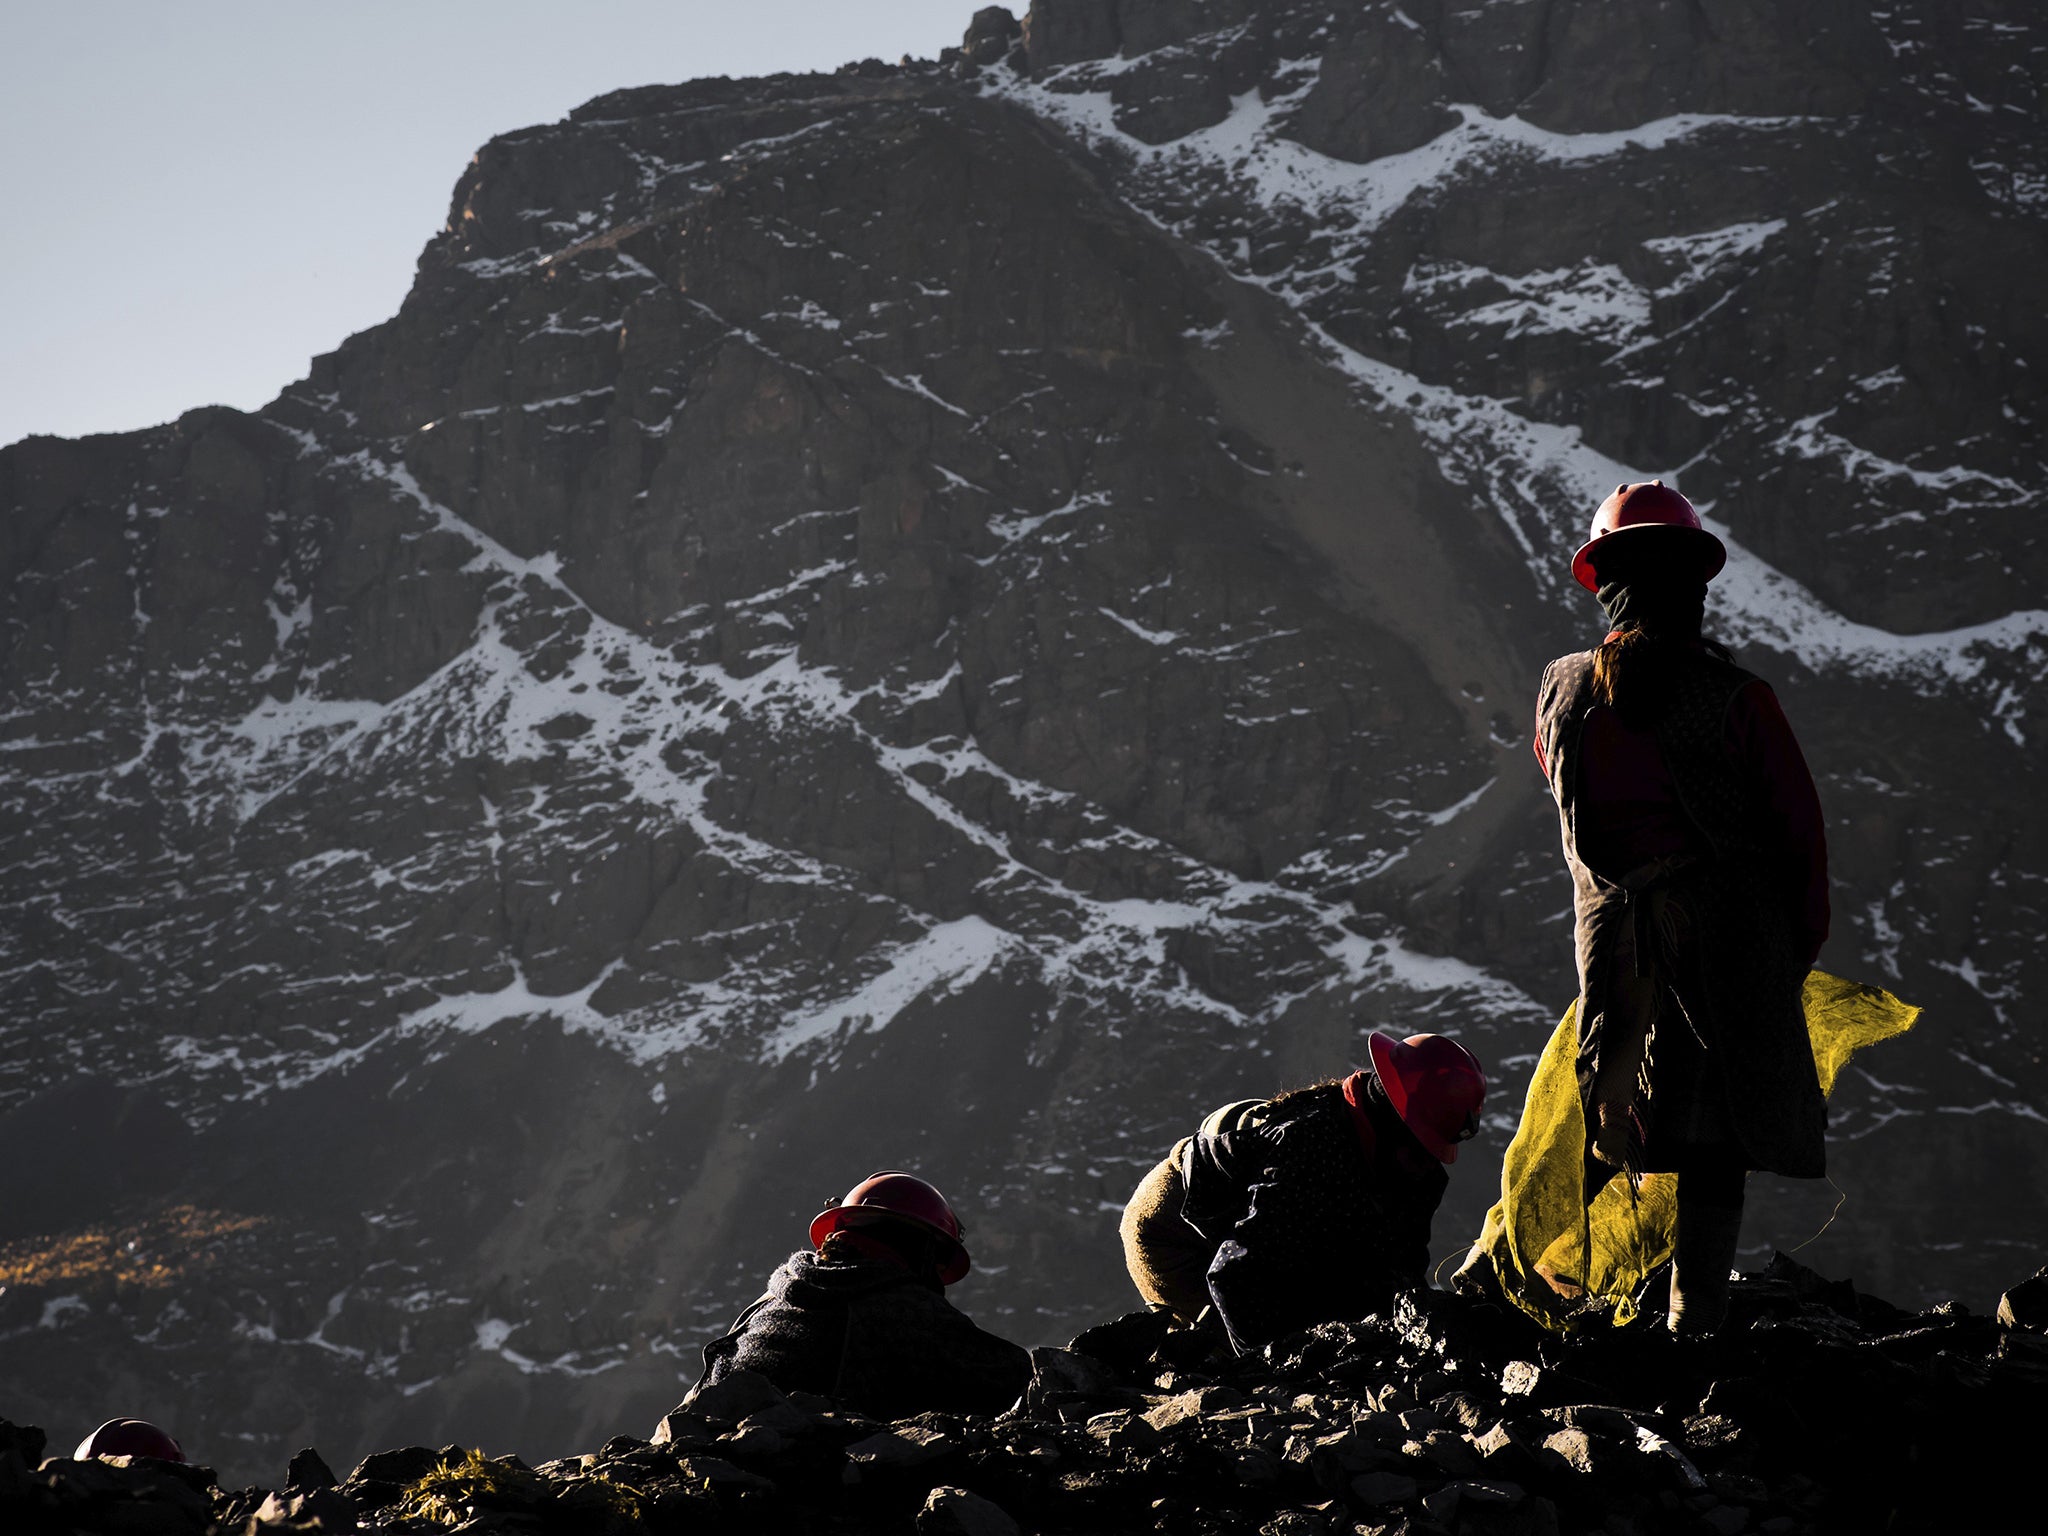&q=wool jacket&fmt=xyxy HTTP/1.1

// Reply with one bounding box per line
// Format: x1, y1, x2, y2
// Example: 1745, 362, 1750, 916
690, 1249, 1031, 1419
1533, 667, 1829, 962
1180, 1080, 1448, 1354
1536, 646, 1828, 1177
